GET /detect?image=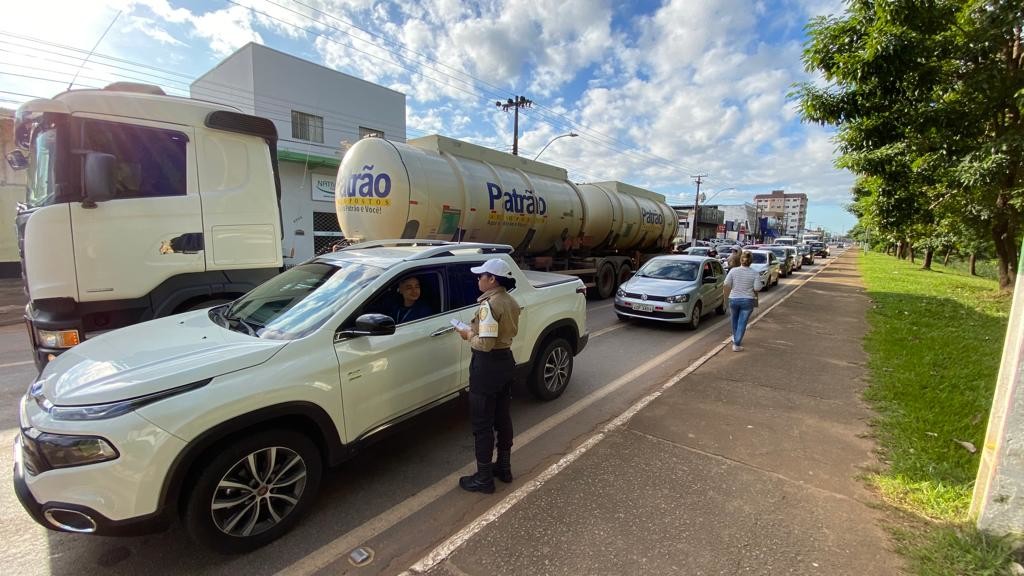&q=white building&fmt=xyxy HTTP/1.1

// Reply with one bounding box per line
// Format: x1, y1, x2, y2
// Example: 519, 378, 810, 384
705, 203, 757, 241
191, 43, 406, 265
754, 190, 807, 236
